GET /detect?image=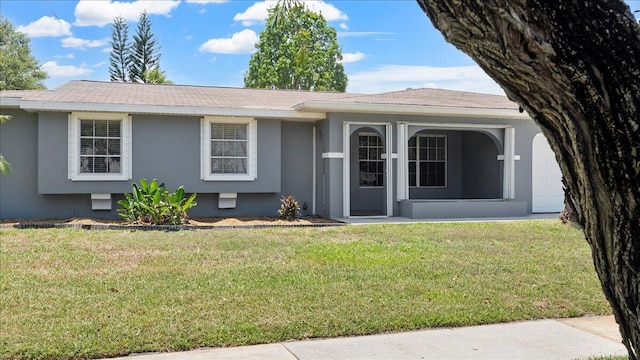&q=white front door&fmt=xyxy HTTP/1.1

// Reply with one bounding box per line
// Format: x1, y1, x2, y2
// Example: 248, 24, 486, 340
532, 133, 564, 213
